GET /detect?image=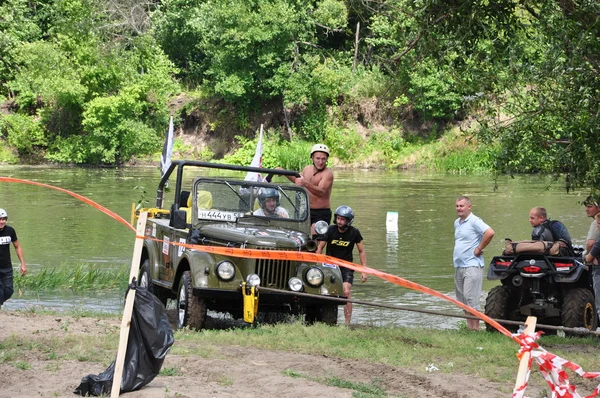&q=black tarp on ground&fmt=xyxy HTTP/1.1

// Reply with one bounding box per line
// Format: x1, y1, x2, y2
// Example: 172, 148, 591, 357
74, 286, 174, 396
